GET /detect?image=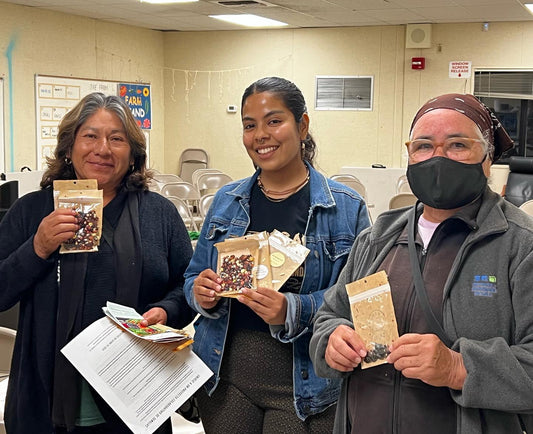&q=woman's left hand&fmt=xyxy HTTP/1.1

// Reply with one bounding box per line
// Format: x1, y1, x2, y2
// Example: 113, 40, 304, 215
238, 287, 287, 326
140, 307, 168, 327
